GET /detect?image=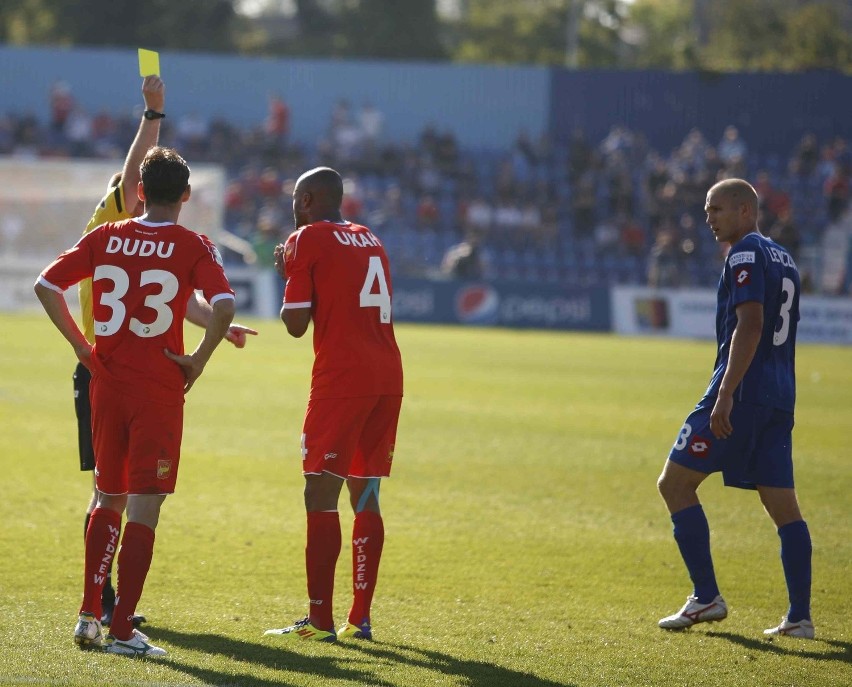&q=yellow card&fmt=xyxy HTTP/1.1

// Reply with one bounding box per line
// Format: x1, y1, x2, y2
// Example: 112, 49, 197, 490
138, 48, 160, 77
